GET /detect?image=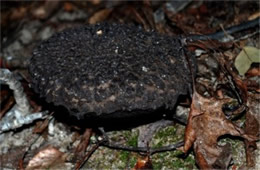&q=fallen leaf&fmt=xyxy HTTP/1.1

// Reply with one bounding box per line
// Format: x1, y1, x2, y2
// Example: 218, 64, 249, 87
134, 156, 153, 170
245, 67, 260, 77
9, 6, 27, 21
248, 12, 260, 20
244, 113, 259, 167
187, 40, 233, 52
183, 91, 257, 169
74, 129, 93, 170
231, 70, 248, 103
234, 46, 260, 75
63, 2, 75, 12
26, 146, 67, 170
74, 128, 93, 159
212, 143, 232, 169
245, 79, 260, 92
31, 1, 60, 20
88, 8, 113, 24
0, 95, 15, 119
33, 117, 50, 134
244, 93, 260, 167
